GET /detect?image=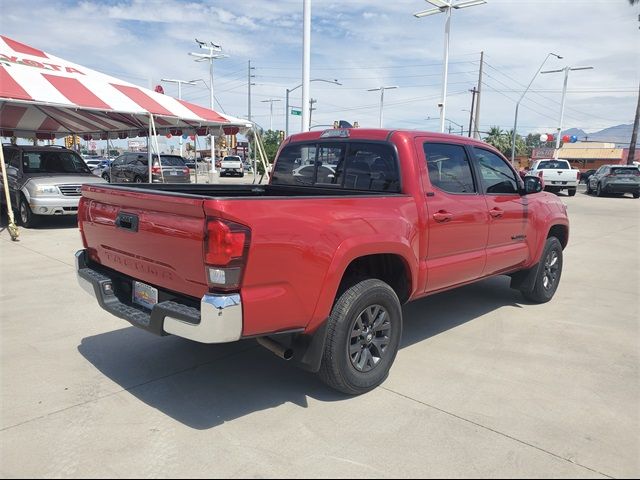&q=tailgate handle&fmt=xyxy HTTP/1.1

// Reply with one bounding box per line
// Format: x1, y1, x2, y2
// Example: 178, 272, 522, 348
115, 212, 139, 232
